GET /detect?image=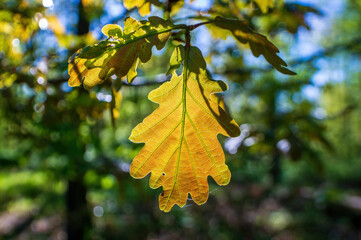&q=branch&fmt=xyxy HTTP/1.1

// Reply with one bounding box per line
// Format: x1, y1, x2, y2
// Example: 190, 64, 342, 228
189, 20, 215, 31
4, 37, 361, 90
